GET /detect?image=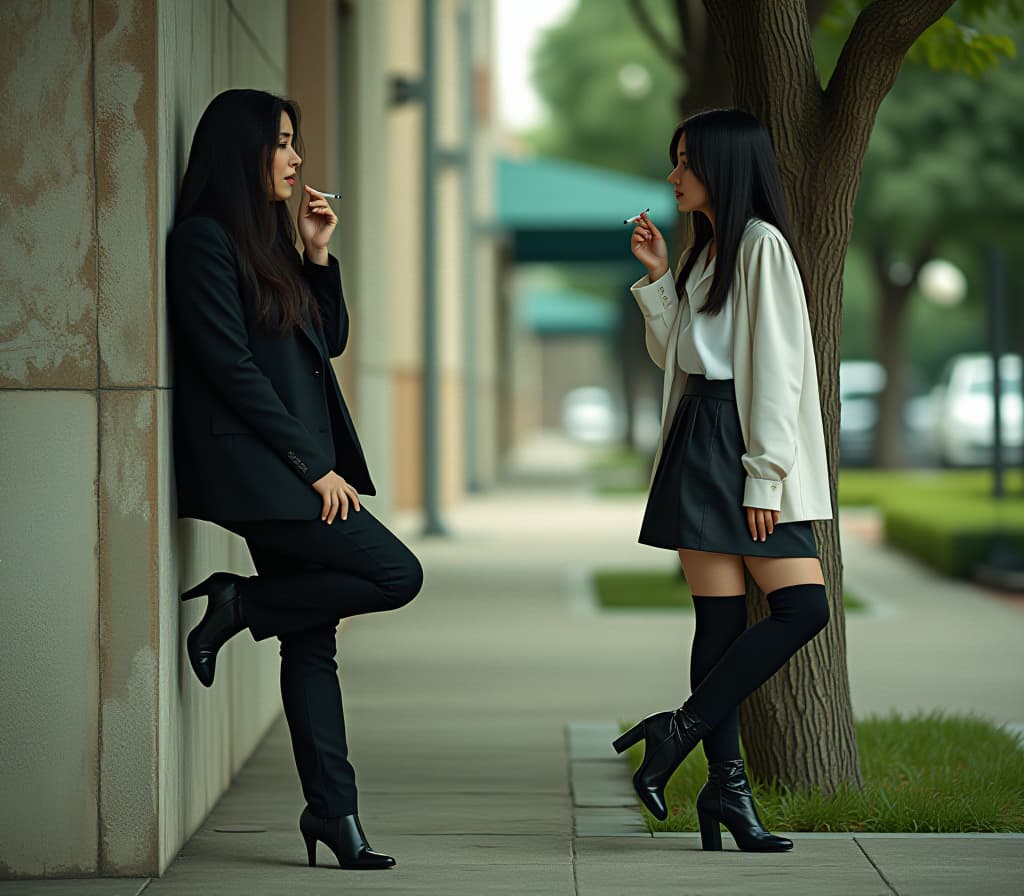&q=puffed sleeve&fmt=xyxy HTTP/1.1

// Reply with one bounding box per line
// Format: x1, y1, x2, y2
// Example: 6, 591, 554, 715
739, 231, 806, 511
